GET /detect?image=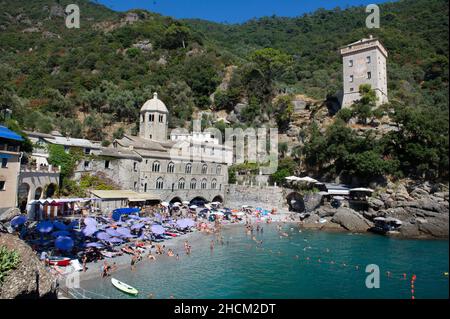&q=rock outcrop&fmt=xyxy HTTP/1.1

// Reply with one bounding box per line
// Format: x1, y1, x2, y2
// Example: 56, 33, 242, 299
304, 181, 449, 239
0, 234, 57, 299
331, 208, 373, 232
